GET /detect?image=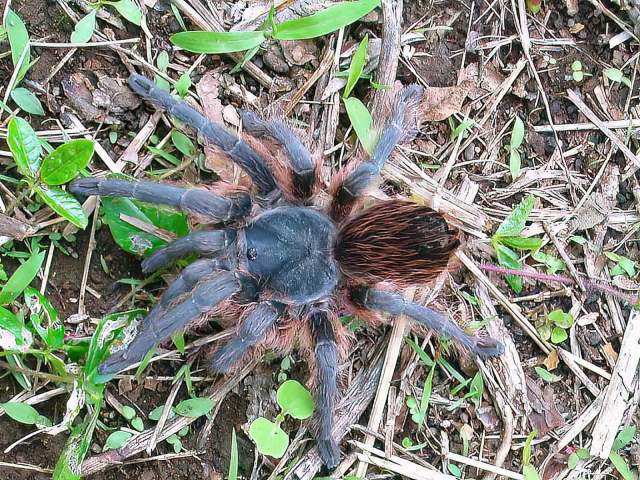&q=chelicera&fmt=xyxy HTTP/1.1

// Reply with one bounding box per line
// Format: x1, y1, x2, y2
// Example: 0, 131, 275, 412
70, 73, 504, 469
